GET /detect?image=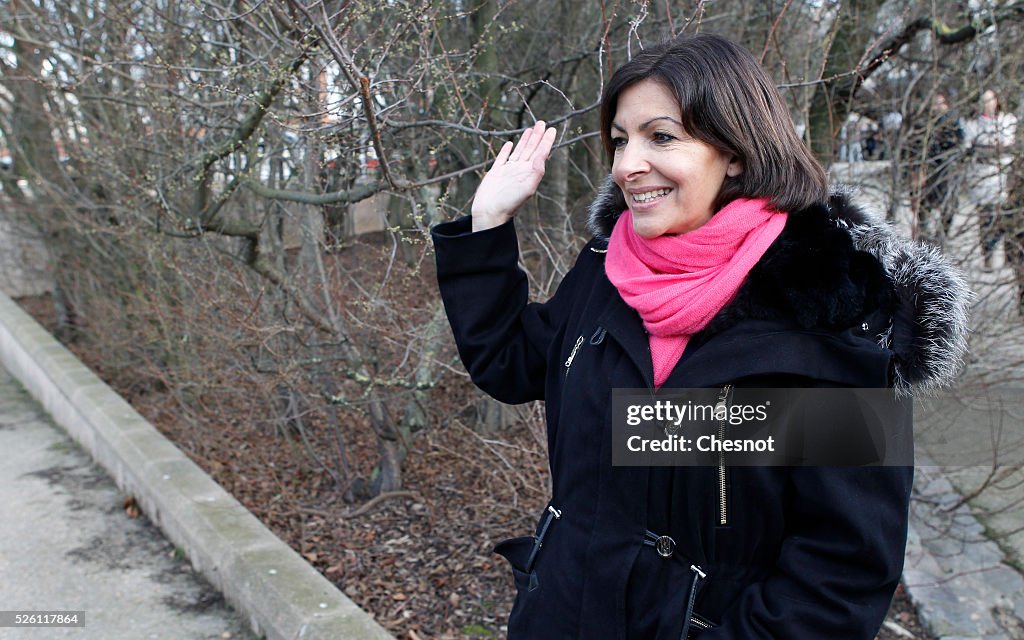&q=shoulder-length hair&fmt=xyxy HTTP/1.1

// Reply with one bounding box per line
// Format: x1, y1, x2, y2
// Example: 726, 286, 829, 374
599, 33, 828, 213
